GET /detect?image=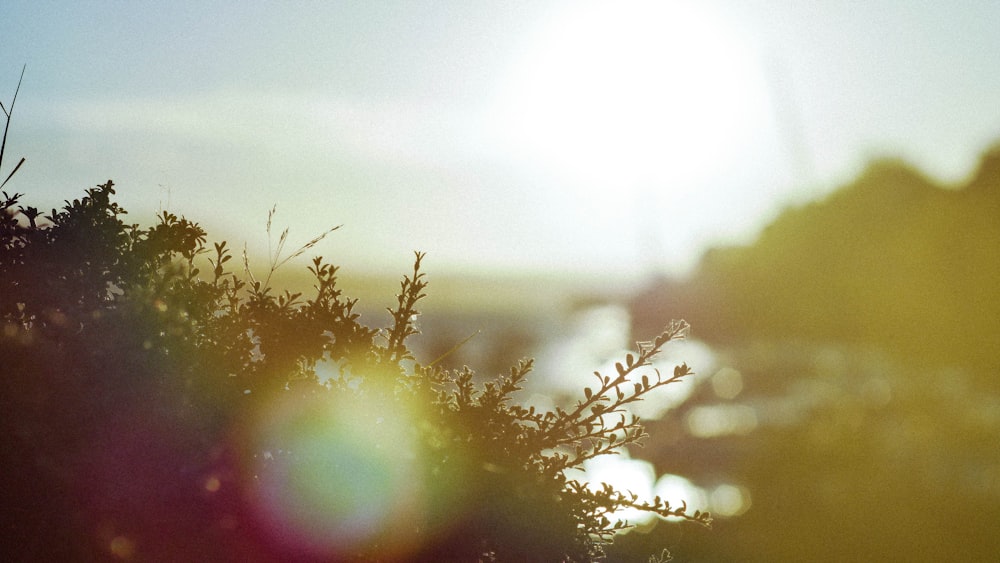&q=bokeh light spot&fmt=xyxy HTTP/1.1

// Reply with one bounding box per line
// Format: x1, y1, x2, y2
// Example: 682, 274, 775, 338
204, 475, 221, 493
109, 535, 135, 560
654, 474, 708, 522
686, 404, 758, 438
569, 451, 658, 525
709, 483, 751, 517
711, 367, 744, 399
